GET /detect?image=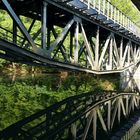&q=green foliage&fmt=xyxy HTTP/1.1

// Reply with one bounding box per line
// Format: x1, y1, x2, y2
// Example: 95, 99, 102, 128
111, 0, 140, 26
0, 73, 120, 131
